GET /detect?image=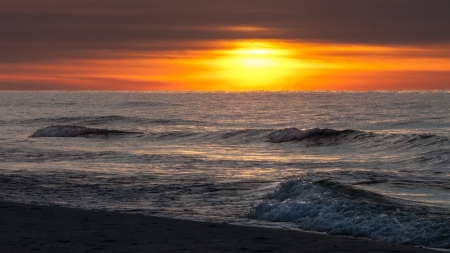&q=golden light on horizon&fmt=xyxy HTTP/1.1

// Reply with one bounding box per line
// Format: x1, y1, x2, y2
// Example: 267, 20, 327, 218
209, 41, 310, 90
1, 40, 450, 91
